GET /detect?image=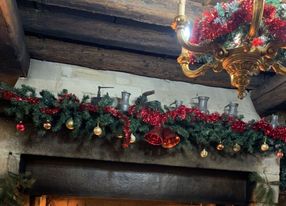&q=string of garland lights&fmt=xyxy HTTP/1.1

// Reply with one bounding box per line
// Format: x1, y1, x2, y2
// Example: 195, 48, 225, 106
0, 82, 286, 158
